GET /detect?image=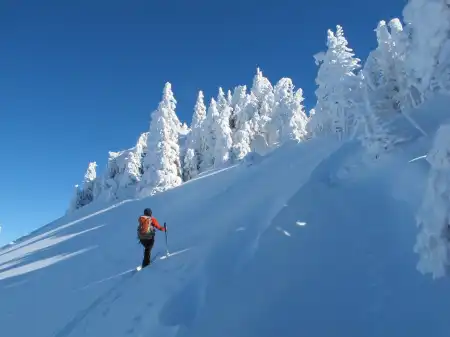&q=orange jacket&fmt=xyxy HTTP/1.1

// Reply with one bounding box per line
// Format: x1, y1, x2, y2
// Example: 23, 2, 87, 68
151, 217, 165, 231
